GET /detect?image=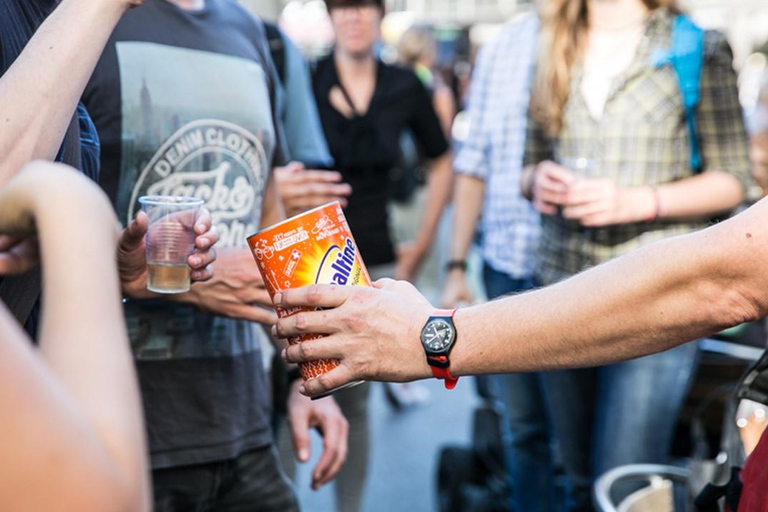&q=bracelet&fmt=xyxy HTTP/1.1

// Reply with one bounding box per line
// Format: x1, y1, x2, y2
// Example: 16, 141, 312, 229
445, 260, 468, 272
647, 187, 665, 223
